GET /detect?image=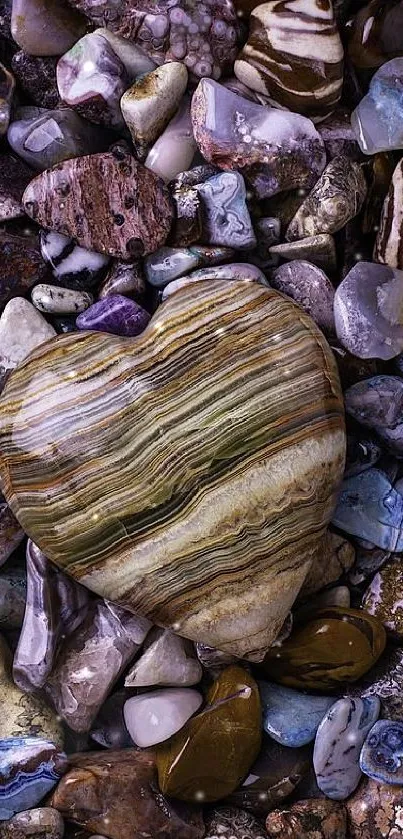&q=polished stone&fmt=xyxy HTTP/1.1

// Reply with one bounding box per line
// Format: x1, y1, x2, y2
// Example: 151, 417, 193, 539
352, 58, 403, 153
263, 607, 386, 691
11, 0, 85, 56
1, 807, 64, 839
360, 720, 403, 784
121, 62, 188, 158
348, 0, 403, 68
269, 235, 337, 275
76, 295, 150, 336
266, 800, 348, 839
124, 688, 202, 747
144, 245, 234, 287
197, 171, 256, 249
145, 95, 197, 183
259, 681, 333, 747
40, 231, 109, 291
125, 628, 202, 687
345, 376, 403, 429
332, 468, 403, 550
313, 697, 380, 799
162, 262, 268, 299
375, 158, 403, 270
93, 28, 157, 79
8, 107, 109, 171
0, 231, 47, 308
0, 738, 67, 821
0, 298, 56, 376
98, 260, 145, 302
157, 666, 261, 802
271, 260, 335, 334
31, 284, 92, 316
